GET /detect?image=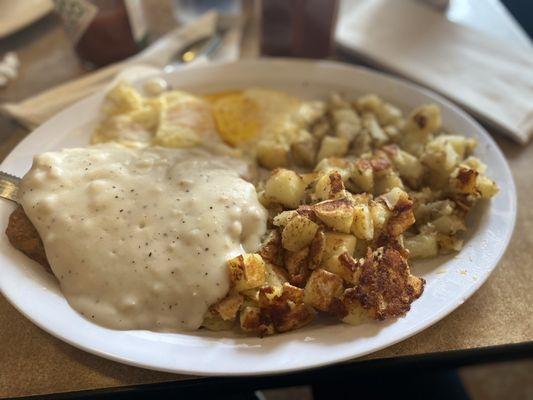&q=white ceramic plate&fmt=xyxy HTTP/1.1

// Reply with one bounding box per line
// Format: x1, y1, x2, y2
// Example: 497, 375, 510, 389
0, 0, 53, 39
0, 59, 516, 375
